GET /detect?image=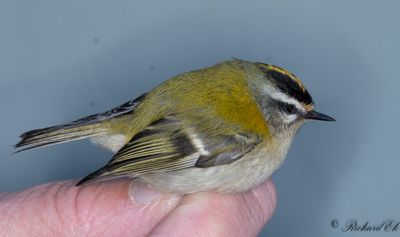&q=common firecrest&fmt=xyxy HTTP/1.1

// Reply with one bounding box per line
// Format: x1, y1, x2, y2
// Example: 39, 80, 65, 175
16, 59, 334, 193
